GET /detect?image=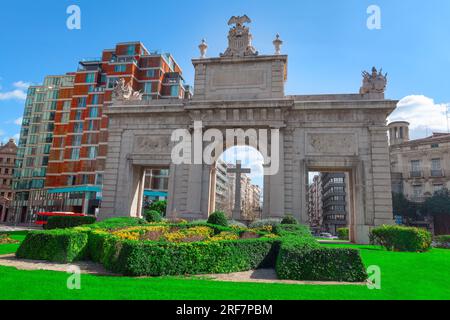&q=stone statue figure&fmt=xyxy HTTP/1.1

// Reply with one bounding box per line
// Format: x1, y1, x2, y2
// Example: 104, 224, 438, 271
220, 15, 258, 57
360, 67, 388, 94
112, 78, 143, 101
